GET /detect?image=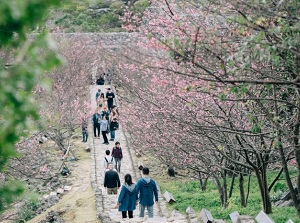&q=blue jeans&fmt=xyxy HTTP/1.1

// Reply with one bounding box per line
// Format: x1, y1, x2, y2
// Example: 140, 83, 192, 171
110, 130, 115, 140
114, 158, 121, 173
82, 131, 88, 142
139, 205, 154, 218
